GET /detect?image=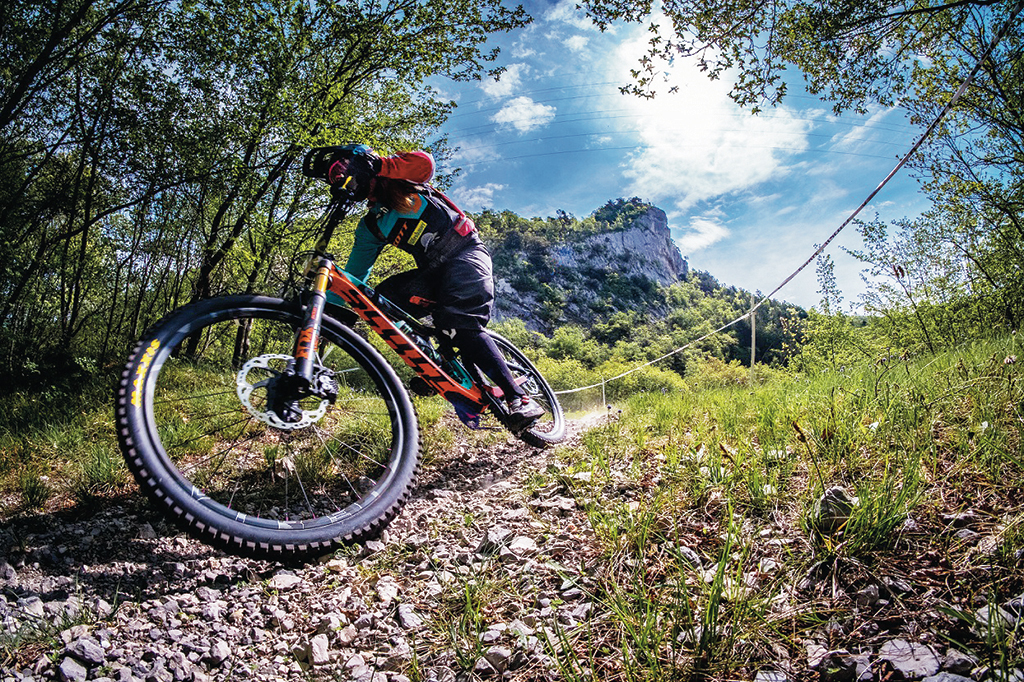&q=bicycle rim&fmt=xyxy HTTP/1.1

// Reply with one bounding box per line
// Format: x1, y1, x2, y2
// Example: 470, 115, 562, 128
115, 295, 420, 559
